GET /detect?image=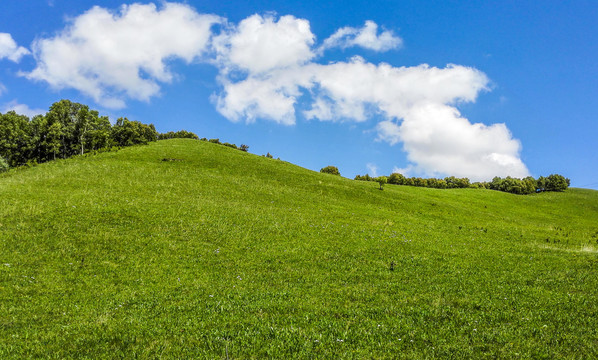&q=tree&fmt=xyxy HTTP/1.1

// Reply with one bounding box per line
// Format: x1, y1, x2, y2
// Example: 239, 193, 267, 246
239, 144, 249, 152
85, 115, 112, 152
111, 117, 157, 147
388, 172, 405, 185
158, 130, 199, 140
45, 100, 86, 159
413, 177, 428, 187
29, 115, 49, 162
320, 166, 340, 176
522, 176, 537, 194
536, 176, 546, 192
376, 176, 388, 190
0, 111, 32, 166
545, 174, 569, 192
354, 174, 372, 181
46, 121, 63, 160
